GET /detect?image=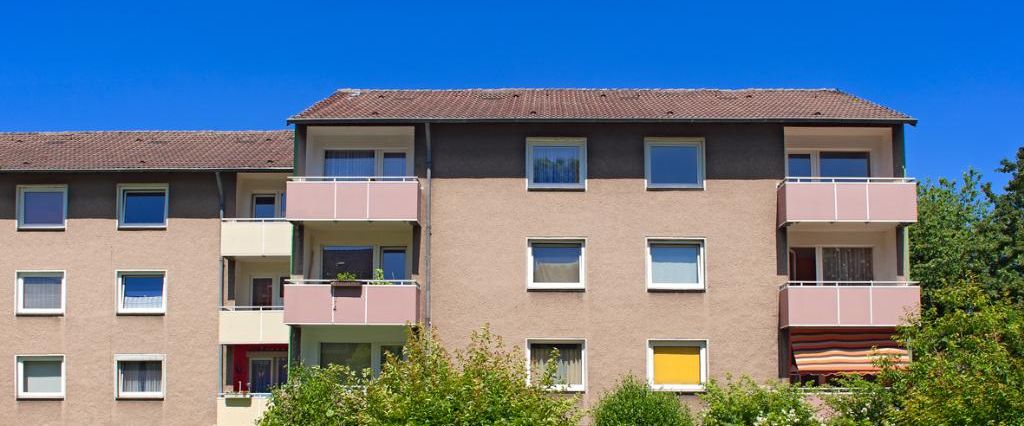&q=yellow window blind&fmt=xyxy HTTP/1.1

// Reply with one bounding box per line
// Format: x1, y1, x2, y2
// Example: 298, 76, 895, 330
653, 346, 701, 385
